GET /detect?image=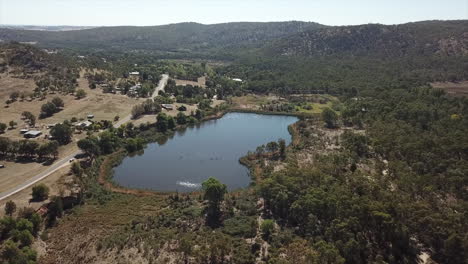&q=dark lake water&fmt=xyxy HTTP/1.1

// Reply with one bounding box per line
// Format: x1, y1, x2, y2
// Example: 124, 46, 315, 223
113, 112, 298, 192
